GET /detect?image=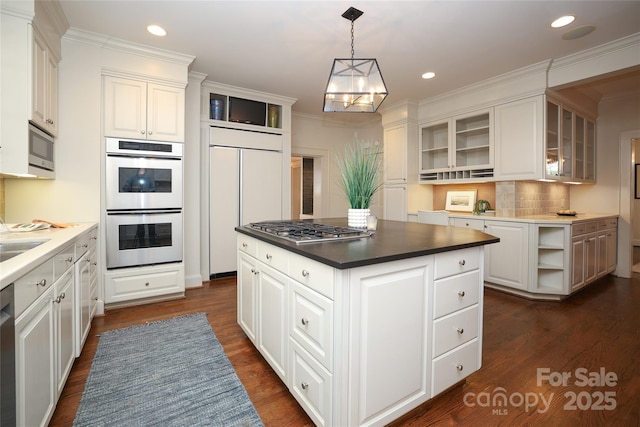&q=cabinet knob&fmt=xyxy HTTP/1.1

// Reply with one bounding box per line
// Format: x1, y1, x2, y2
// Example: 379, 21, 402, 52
145, 282, 150, 287
301, 382, 309, 390
54, 296, 62, 304
458, 290, 465, 297
465, 222, 469, 226
459, 259, 466, 266
302, 270, 310, 278
456, 364, 464, 371
456, 327, 464, 335
35, 279, 47, 287
266, 254, 272, 260
66, 256, 73, 263
148, 130, 152, 135
250, 268, 258, 275
242, 242, 248, 248
301, 318, 309, 326
141, 130, 146, 134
